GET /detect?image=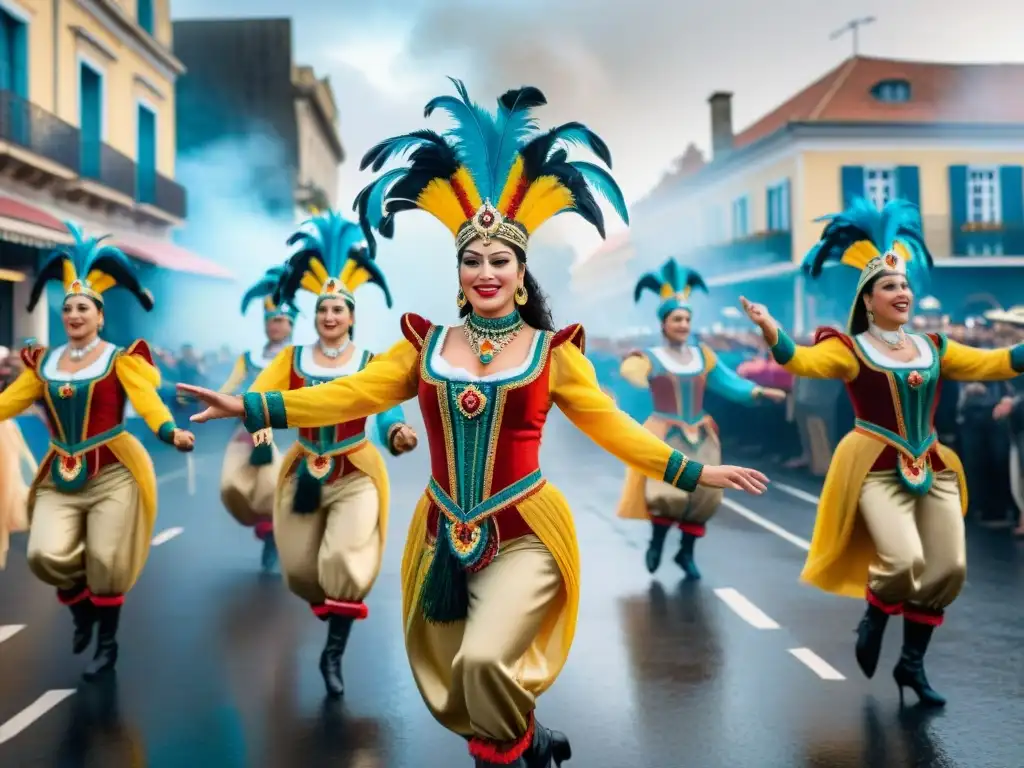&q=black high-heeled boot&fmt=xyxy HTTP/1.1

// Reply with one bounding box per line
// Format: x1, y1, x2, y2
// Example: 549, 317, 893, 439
854, 602, 890, 679
320, 614, 354, 697
82, 604, 121, 681
893, 618, 946, 707
523, 719, 572, 768
645, 522, 670, 573
59, 586, 95, 655
674, 532, 701, 580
